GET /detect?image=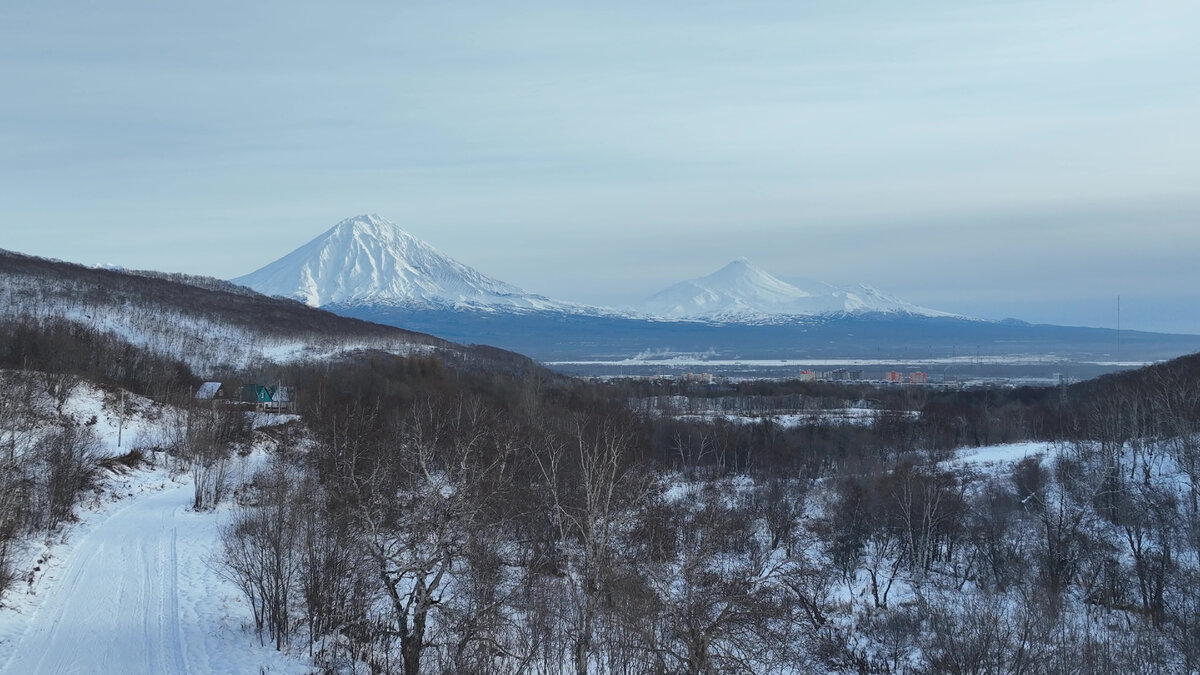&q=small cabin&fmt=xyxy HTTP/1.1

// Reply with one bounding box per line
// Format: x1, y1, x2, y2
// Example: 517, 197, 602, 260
195, 382, 229, 401
268, 386, 296, 413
